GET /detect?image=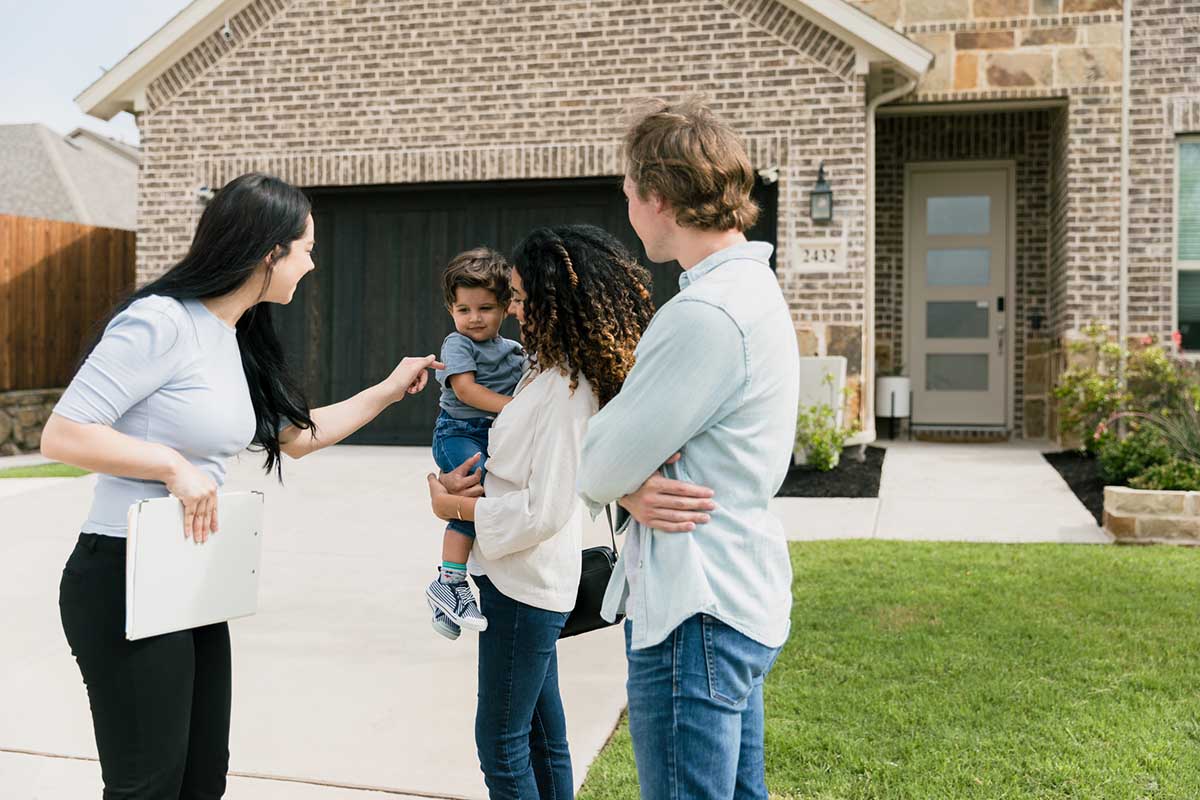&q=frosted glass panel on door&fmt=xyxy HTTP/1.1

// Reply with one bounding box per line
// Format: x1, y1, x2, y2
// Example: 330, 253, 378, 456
926, 354, 989, 391
927, 196, 990, 235
926, 249, 990, 286
927, 302, 989, 338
